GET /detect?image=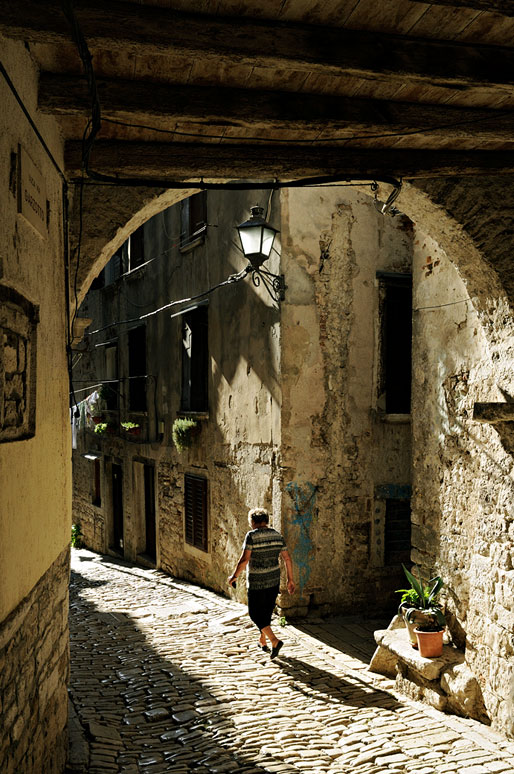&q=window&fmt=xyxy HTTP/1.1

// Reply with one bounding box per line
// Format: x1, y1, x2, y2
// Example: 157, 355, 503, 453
180, 192, 207, 249
384, 499, 411, 565
184, 474, 208, 551
92, 458, 101, 507
181, 306, 208, 412
104, 246, 125, 285
104, 343, 118, 410
377, 272, 412, 413
128, 326, 147, 411
127, 225, 145, 270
